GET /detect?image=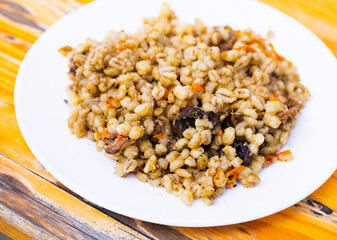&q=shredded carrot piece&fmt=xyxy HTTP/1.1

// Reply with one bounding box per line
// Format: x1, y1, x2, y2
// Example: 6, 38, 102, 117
161, 87, 173, 100
214, 170, 223, 179
225, 26, 232, 31
95, 132, 101, 141
107, 97, 120, 108
117, 135, 123, 140
154, 134, 164, 139
269, 96, 283, 103
248, 37, 266, 44
257, 44, 272, 58
117, 42, 135, 51
190, 83, 204, 92
221, 51, 228, 58
101, 128, 108, 140
277, 150, 291, 161
225, 166, 245, 178
117, 46, 127, 51
274, 93, 280, 98
226, 171, 240, 188
268, 43, 286, 61
234, 45, 257, 53
219, 129, 223, 136
187, 102, 194, 108
266, 156, 274, 164
233, 30, 242, 38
